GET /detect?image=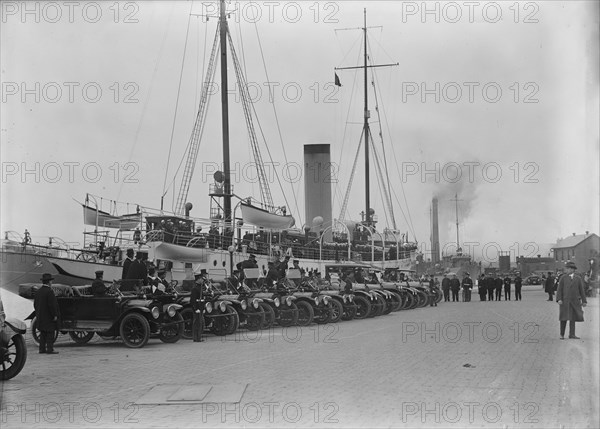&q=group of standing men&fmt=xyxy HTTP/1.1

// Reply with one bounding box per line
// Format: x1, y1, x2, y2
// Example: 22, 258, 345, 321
440, 272, 475, 302
441, 272, 522, 302
477, 273, 523, 301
